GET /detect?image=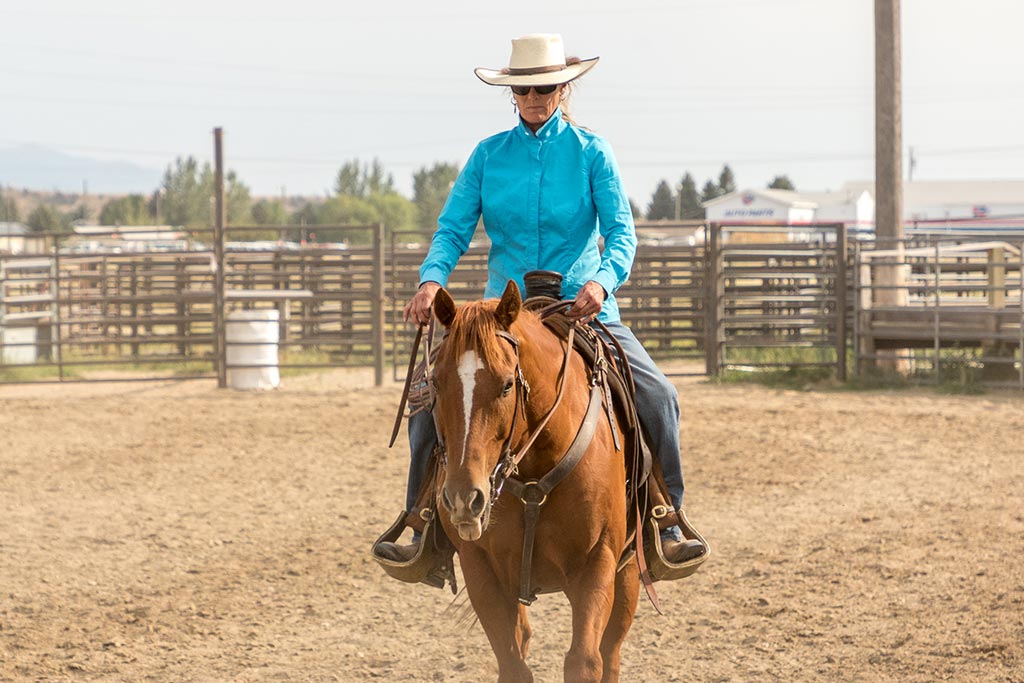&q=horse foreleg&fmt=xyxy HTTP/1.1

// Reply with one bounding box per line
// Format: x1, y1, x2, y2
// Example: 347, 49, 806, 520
598, 562, 640, 683
563, 549, 620, 683
459, 549, 534, 683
